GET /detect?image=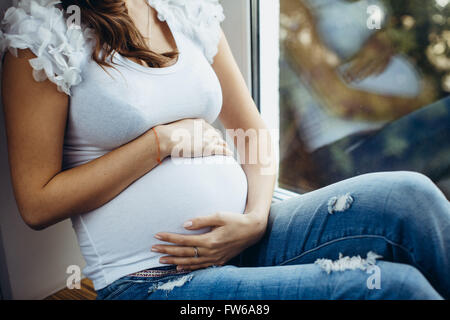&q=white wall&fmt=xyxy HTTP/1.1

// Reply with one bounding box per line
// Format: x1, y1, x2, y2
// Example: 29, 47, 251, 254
221, 0, 252, 87
259, 0, 281, 187
0, 0, 252, 300
214, 0, 252, 134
